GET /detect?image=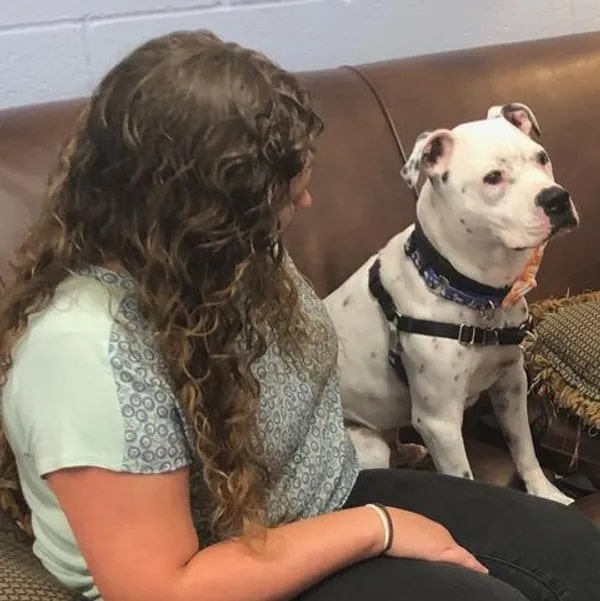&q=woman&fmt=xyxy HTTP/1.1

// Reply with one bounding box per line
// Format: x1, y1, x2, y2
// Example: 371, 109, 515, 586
0, 30, 598, 601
